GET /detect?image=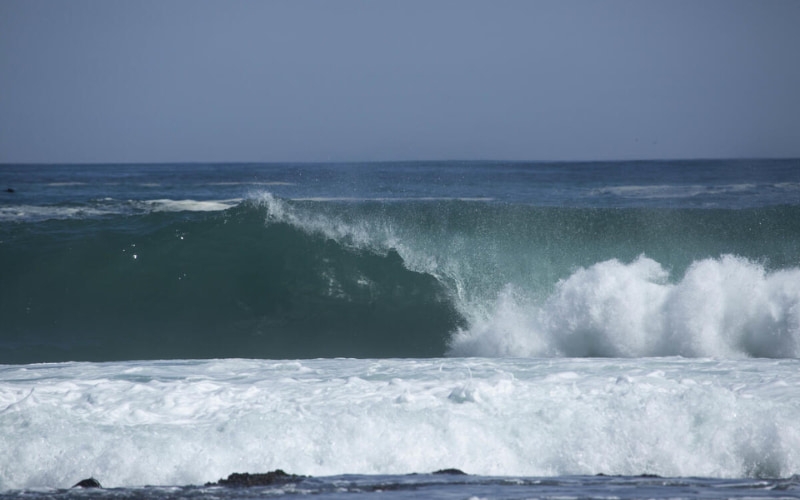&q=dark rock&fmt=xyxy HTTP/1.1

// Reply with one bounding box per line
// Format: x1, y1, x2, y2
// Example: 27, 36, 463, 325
72, 478, 101, 488
206, 470, 304, 487
594, 473, 661, 478
432, 468, 468, 475
5, 188, 14, 193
